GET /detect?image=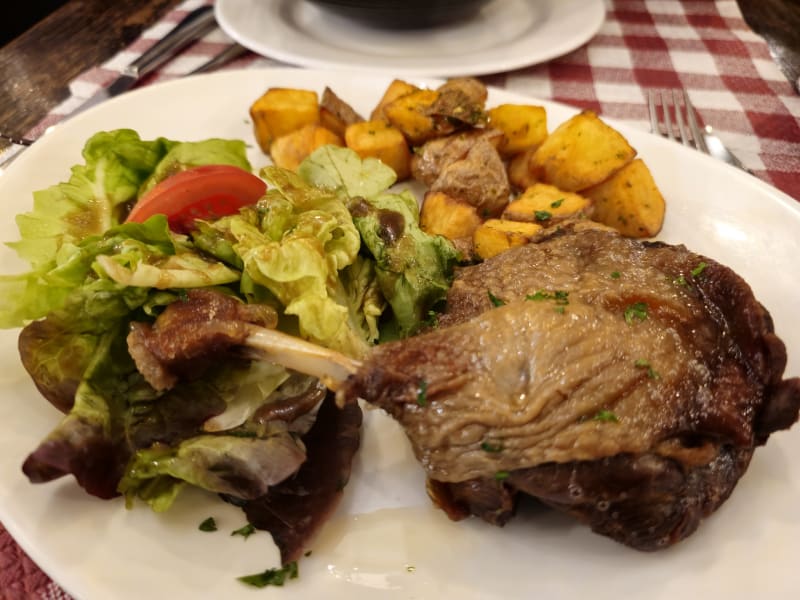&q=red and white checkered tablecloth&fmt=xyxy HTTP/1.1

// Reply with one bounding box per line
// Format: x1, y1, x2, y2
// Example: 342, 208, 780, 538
2, 0, 799, 597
